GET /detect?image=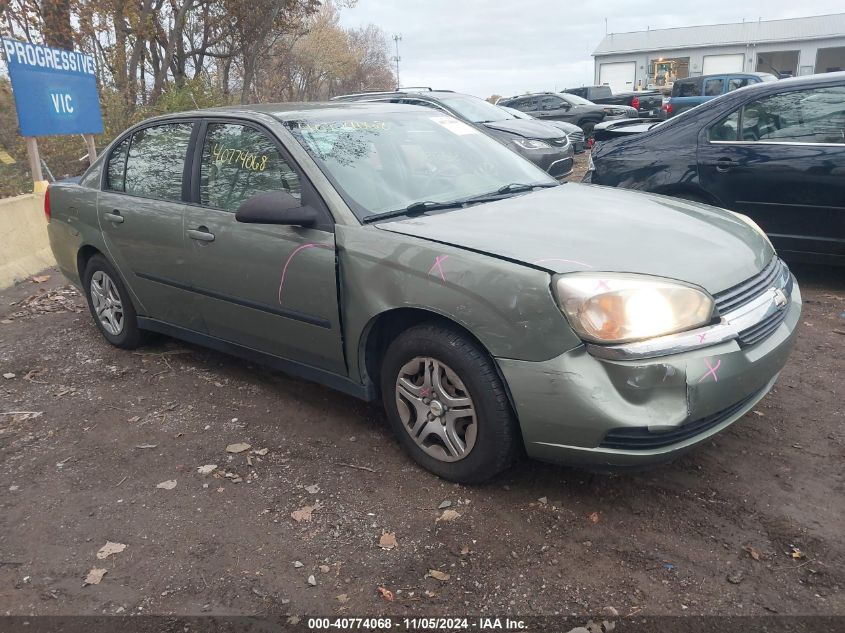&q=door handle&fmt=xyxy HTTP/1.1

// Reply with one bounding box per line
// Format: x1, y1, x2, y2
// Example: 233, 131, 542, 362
104, 210, 124, 223
715, 157, 735, 172
187, 227, 215, 242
